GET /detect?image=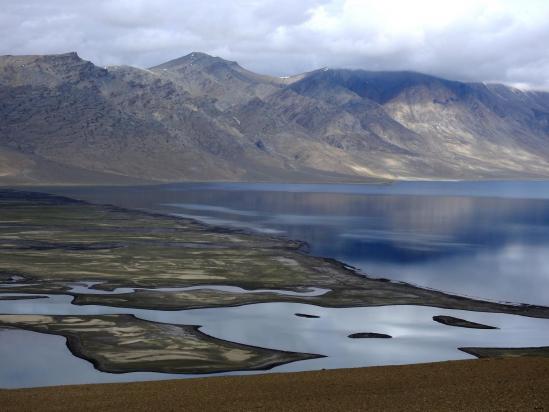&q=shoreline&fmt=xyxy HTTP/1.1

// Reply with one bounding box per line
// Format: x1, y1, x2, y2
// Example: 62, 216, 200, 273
2, 188, 549, 379
2, 358, 548, 411
3, 189, 548, 320
5, 177, 549, 189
